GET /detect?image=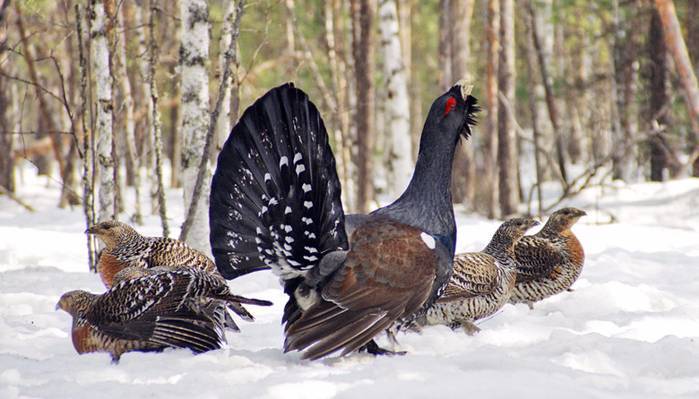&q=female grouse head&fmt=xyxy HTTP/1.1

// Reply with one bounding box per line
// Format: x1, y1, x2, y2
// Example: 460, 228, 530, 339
543, 207, 587, 233
86, 220, 140, 248
56, 290, 98, 317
